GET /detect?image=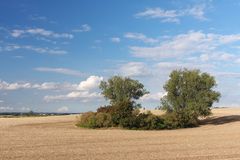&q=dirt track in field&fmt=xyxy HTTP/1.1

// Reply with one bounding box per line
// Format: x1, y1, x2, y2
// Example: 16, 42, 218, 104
1, 108, 240, 160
